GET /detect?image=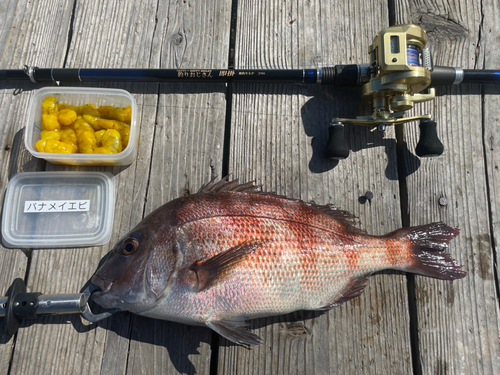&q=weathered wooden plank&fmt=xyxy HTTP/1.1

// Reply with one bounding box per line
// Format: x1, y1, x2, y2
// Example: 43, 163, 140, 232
126, 0, 233, 371
126, 1, 231, 374
394, 0, 500, 373
0, 0, 75, 373
4, 1, 230, 375
482, 0, 500, 295
0, 251, 26, 375
0, 0, 74, 69
124, 80, 229, 375
220, 0, 413, 373
0, 85, 42, 375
